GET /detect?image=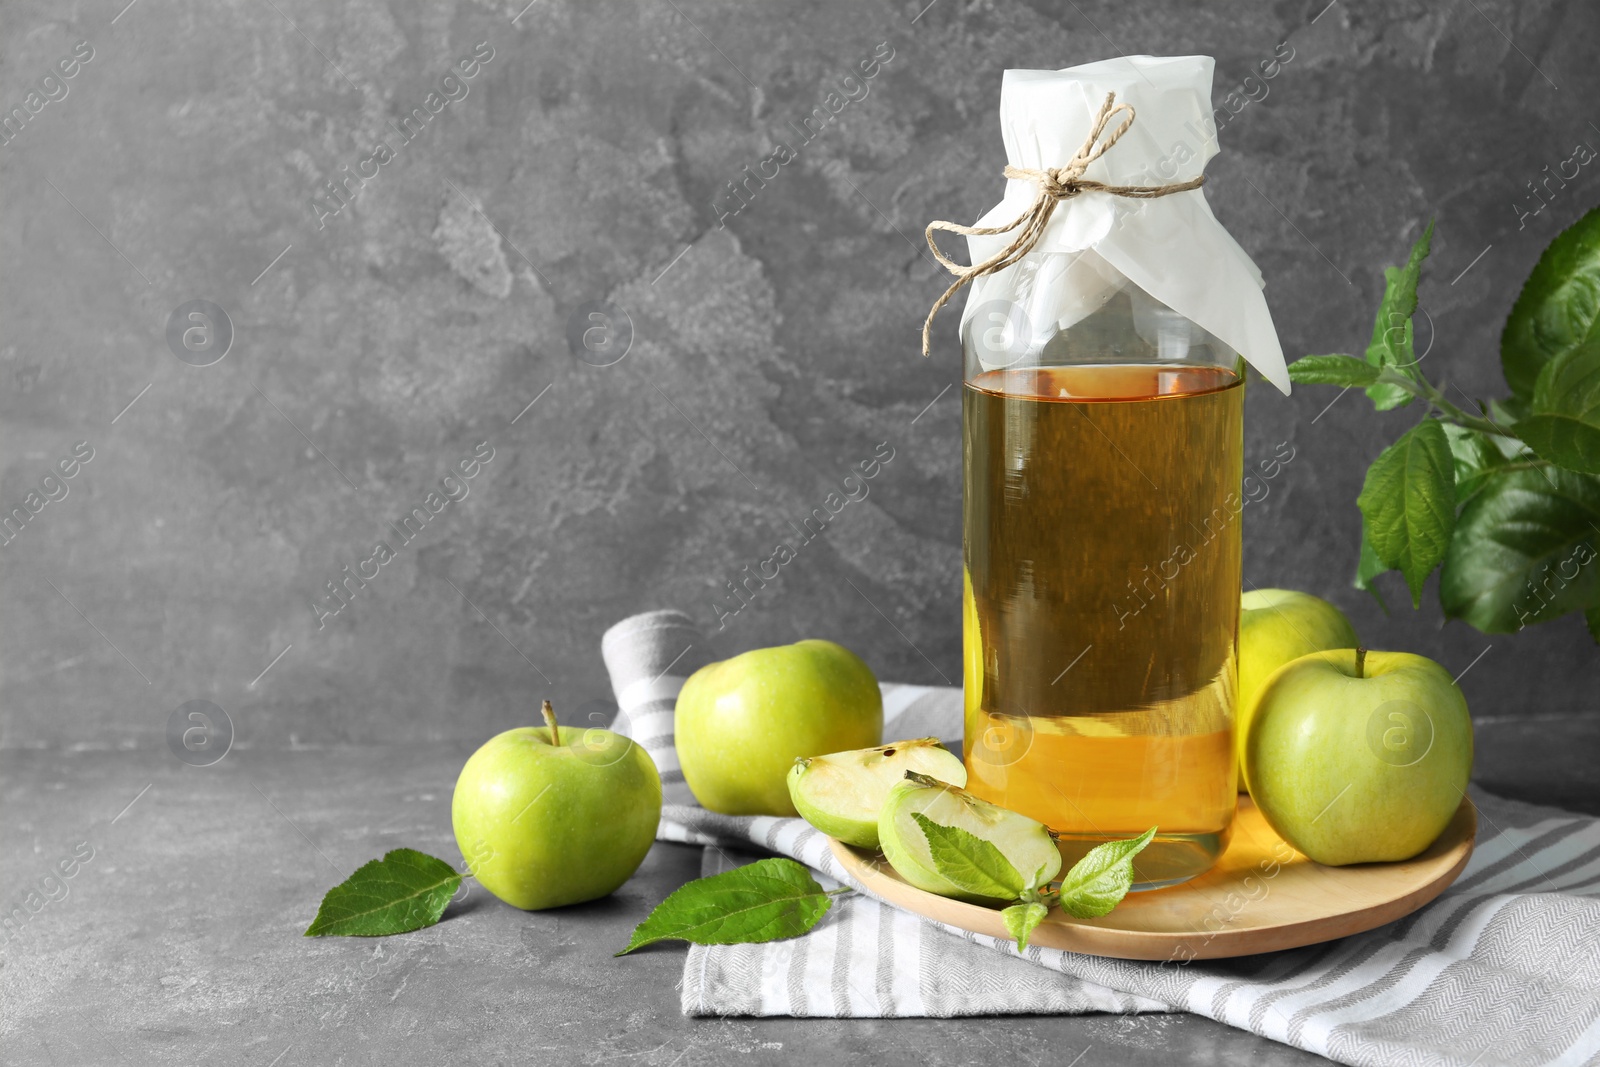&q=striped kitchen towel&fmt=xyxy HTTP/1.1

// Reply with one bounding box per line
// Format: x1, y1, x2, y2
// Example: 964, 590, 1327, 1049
602, 610, 1600, 1066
